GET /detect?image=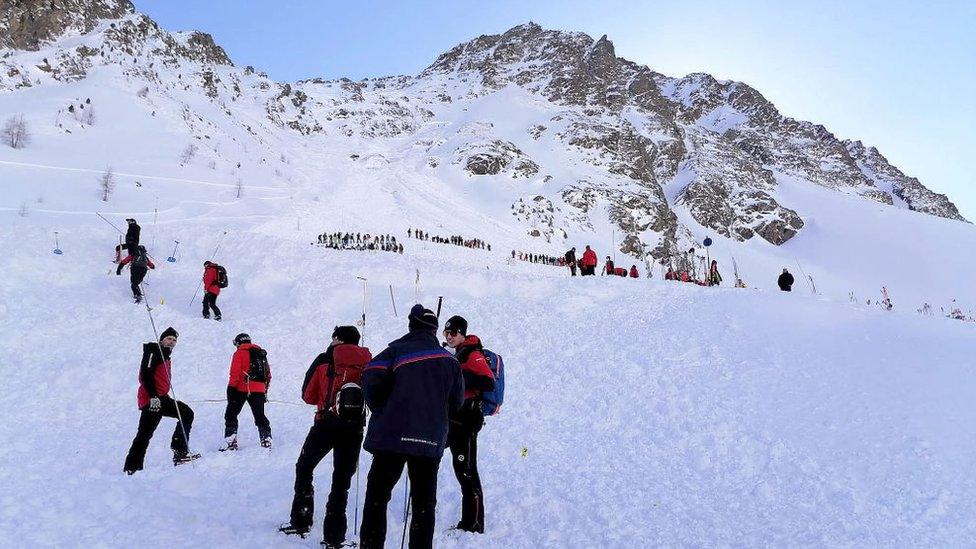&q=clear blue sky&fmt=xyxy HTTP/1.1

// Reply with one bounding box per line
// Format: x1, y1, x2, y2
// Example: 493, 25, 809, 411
133, 0, 975, 219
